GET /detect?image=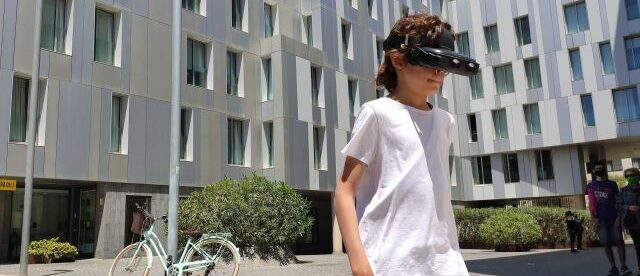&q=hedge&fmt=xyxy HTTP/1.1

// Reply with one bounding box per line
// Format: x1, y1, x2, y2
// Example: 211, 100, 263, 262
454, 207, 597, 249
